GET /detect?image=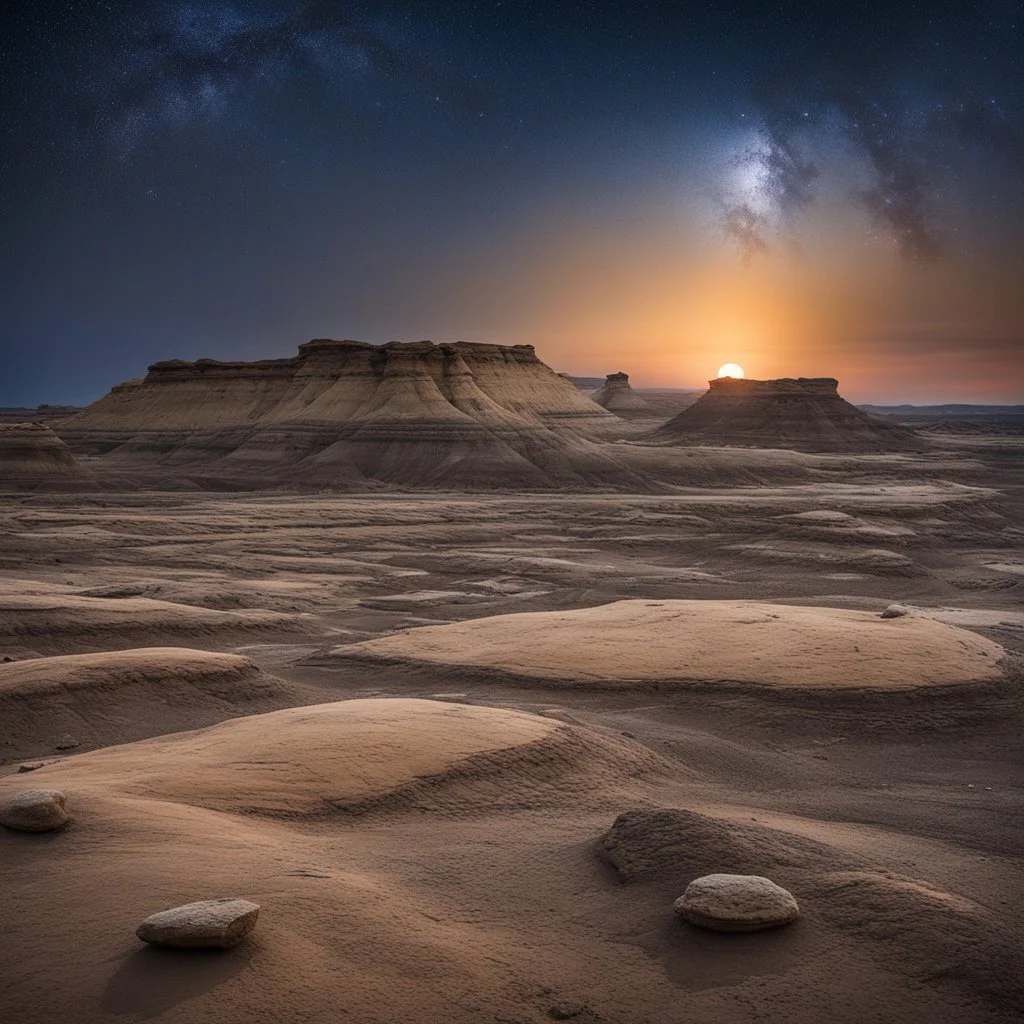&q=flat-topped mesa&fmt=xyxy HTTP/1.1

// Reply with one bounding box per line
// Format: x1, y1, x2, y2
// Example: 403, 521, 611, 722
70, 340, 608, 431
652, 376, 923, 453
0, 422, 99, 491
708, 376, 841, 396
591, 372, 650, 413
60, 339, 653, 491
